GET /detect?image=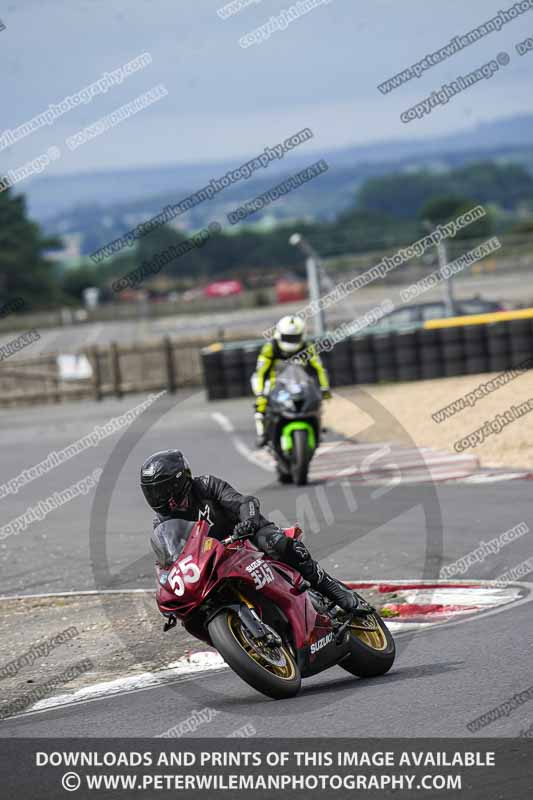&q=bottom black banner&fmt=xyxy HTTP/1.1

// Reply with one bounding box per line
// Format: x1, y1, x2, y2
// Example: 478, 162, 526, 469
1, 738, 531, 799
